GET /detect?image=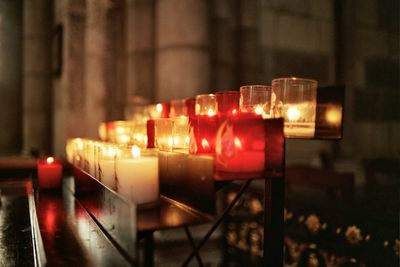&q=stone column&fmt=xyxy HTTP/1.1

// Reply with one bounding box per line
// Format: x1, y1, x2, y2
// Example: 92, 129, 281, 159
156, 0, 211, 101
211, 0, 236, 90
0, 0, 22, 154
22, 0, 52, 155
52, 0, 86, 156
126, 0, 155, 103
84, 0, 109, 138
236, 0, 263, 85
